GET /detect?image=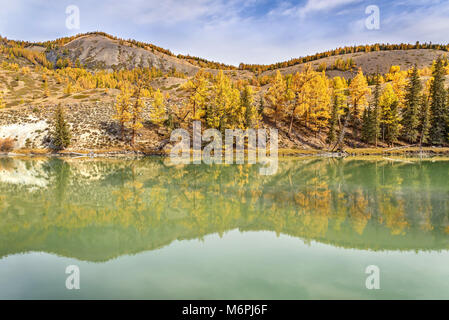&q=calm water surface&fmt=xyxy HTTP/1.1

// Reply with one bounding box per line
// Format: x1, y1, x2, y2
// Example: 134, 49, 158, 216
0, 156, 449, 299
